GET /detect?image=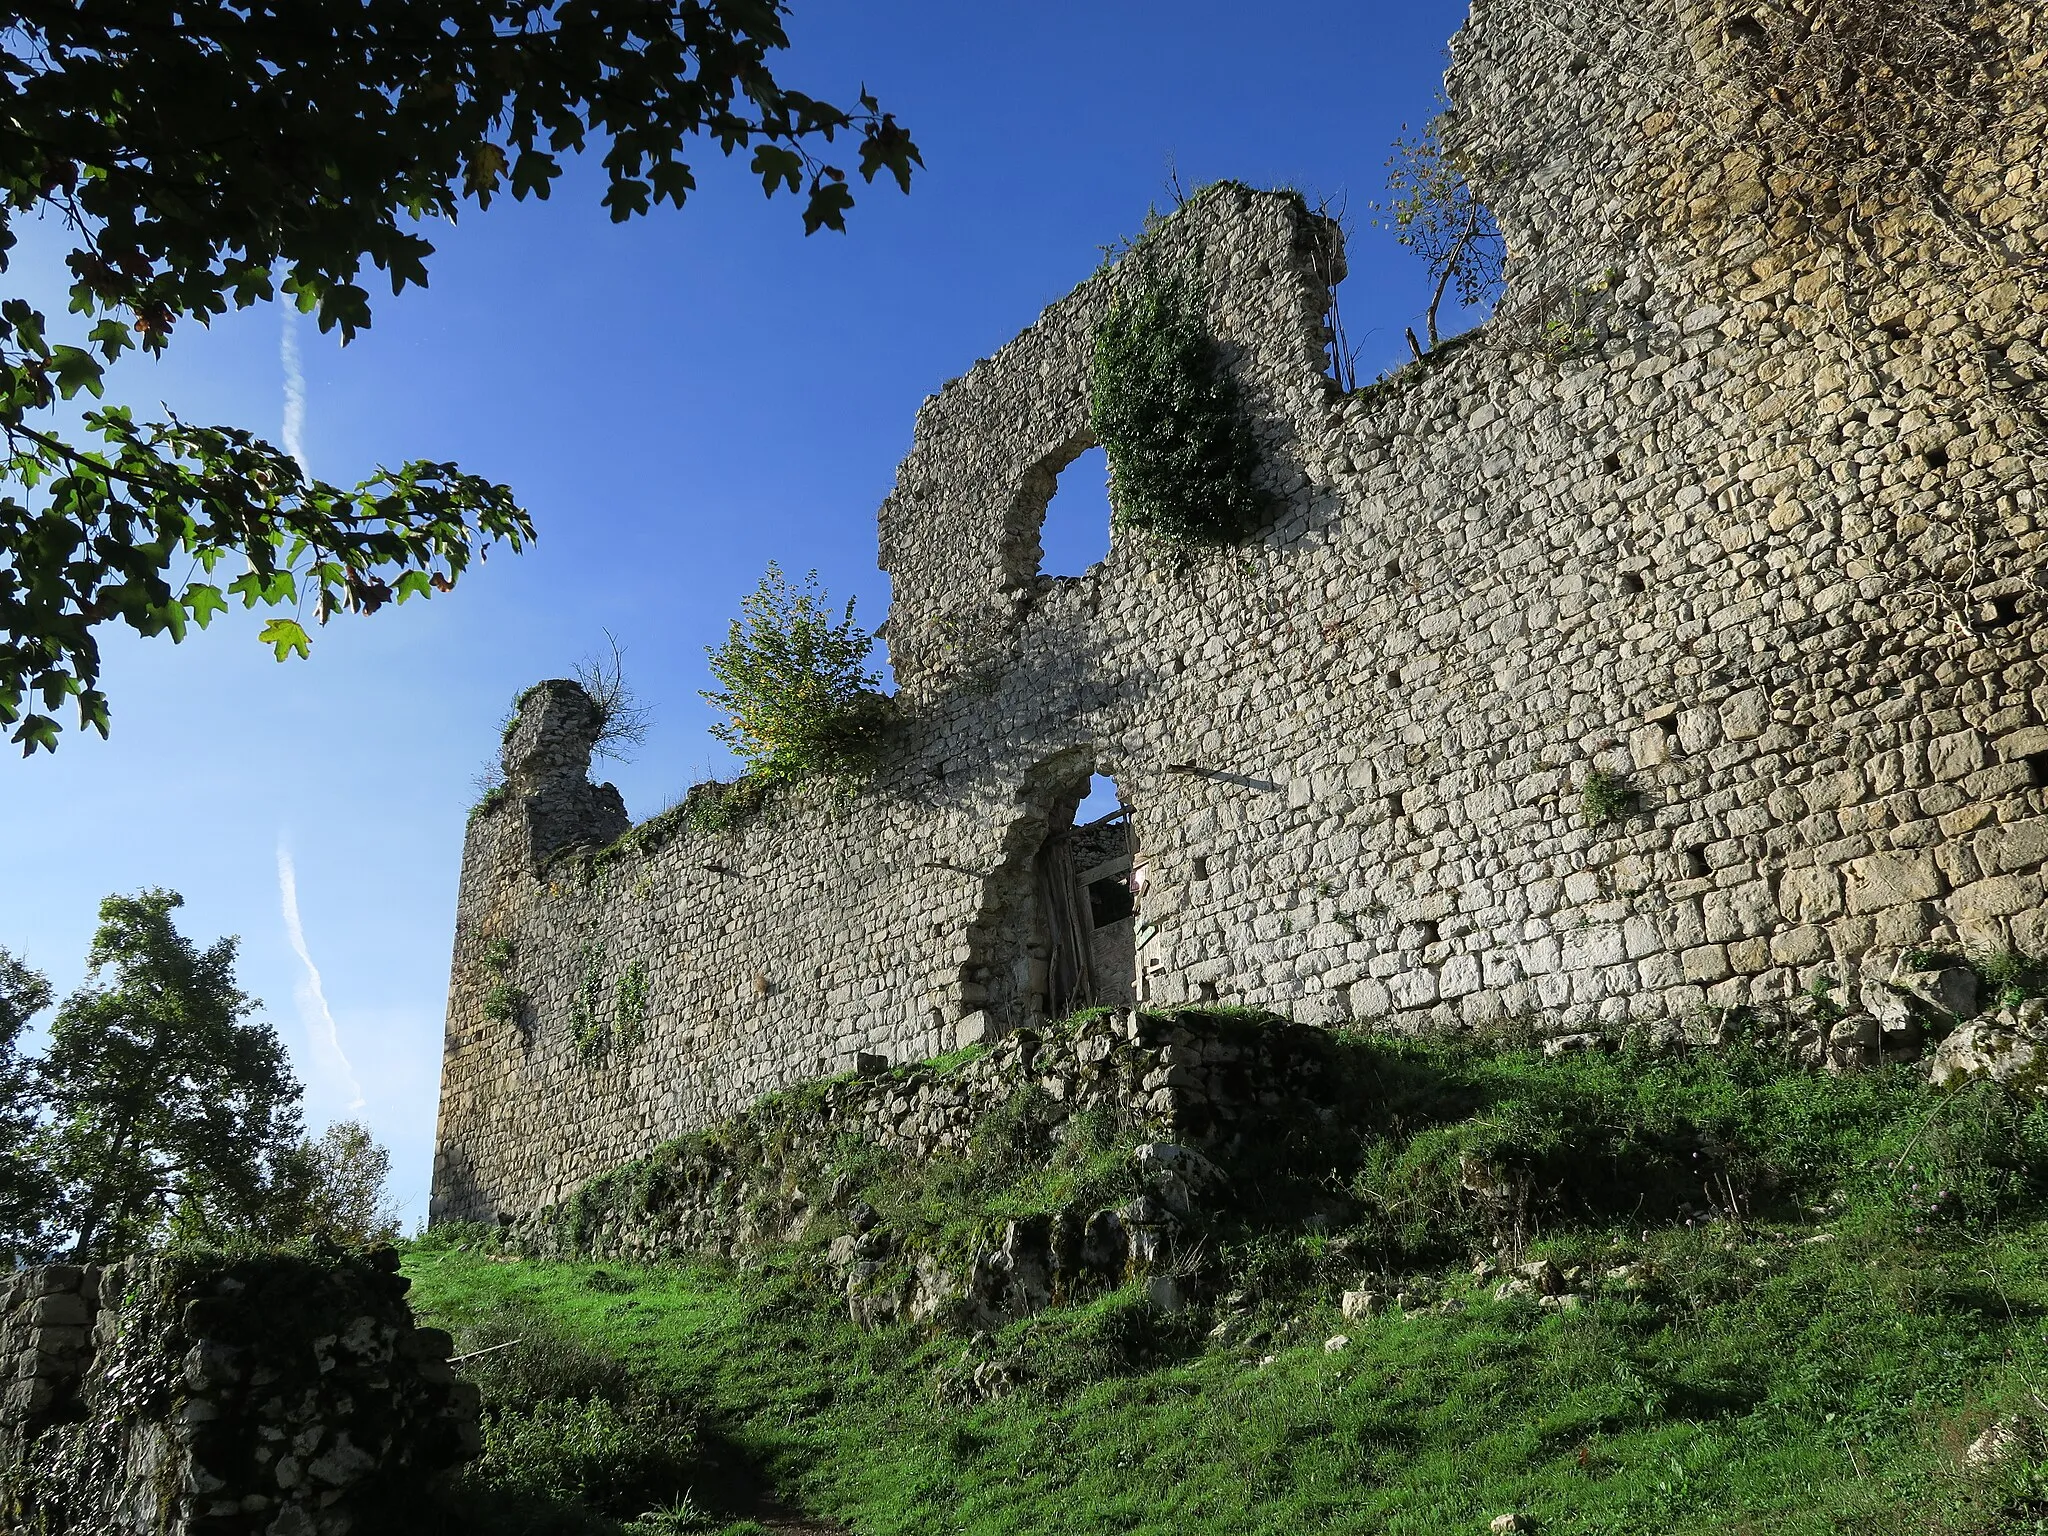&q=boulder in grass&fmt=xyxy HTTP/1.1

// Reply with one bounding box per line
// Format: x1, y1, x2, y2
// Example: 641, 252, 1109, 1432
1929, 1006, 2048, 1095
